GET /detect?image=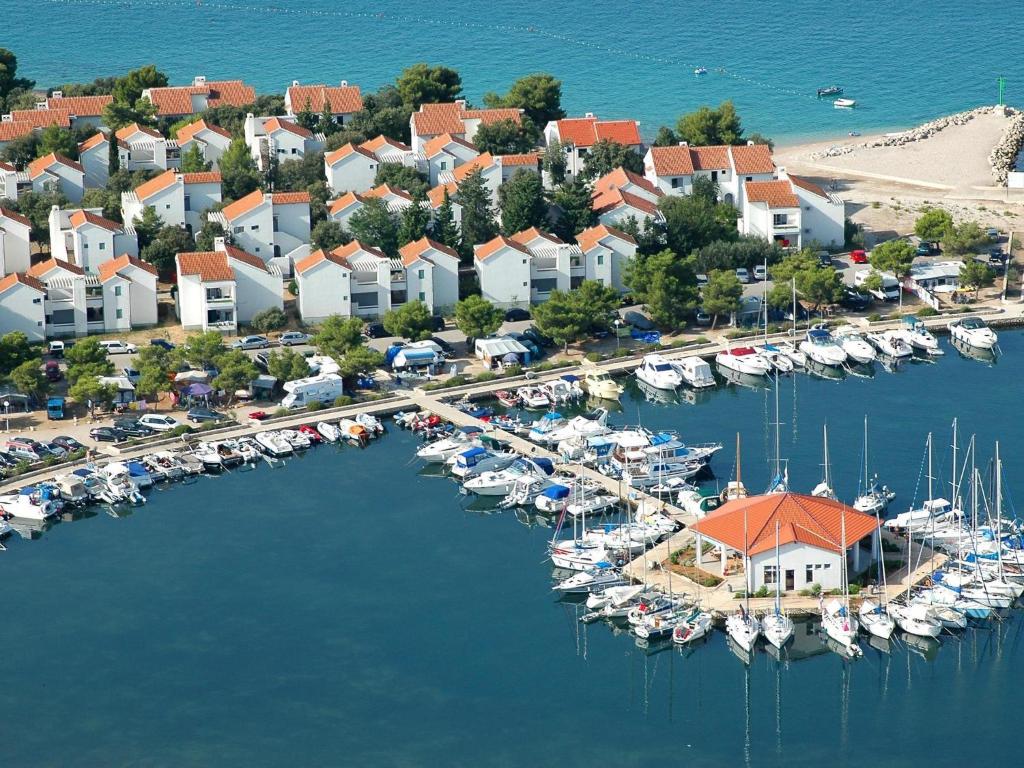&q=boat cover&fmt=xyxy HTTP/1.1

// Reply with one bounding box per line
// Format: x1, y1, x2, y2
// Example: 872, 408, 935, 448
541, 484, 571, 500
533, 458, 555, 475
